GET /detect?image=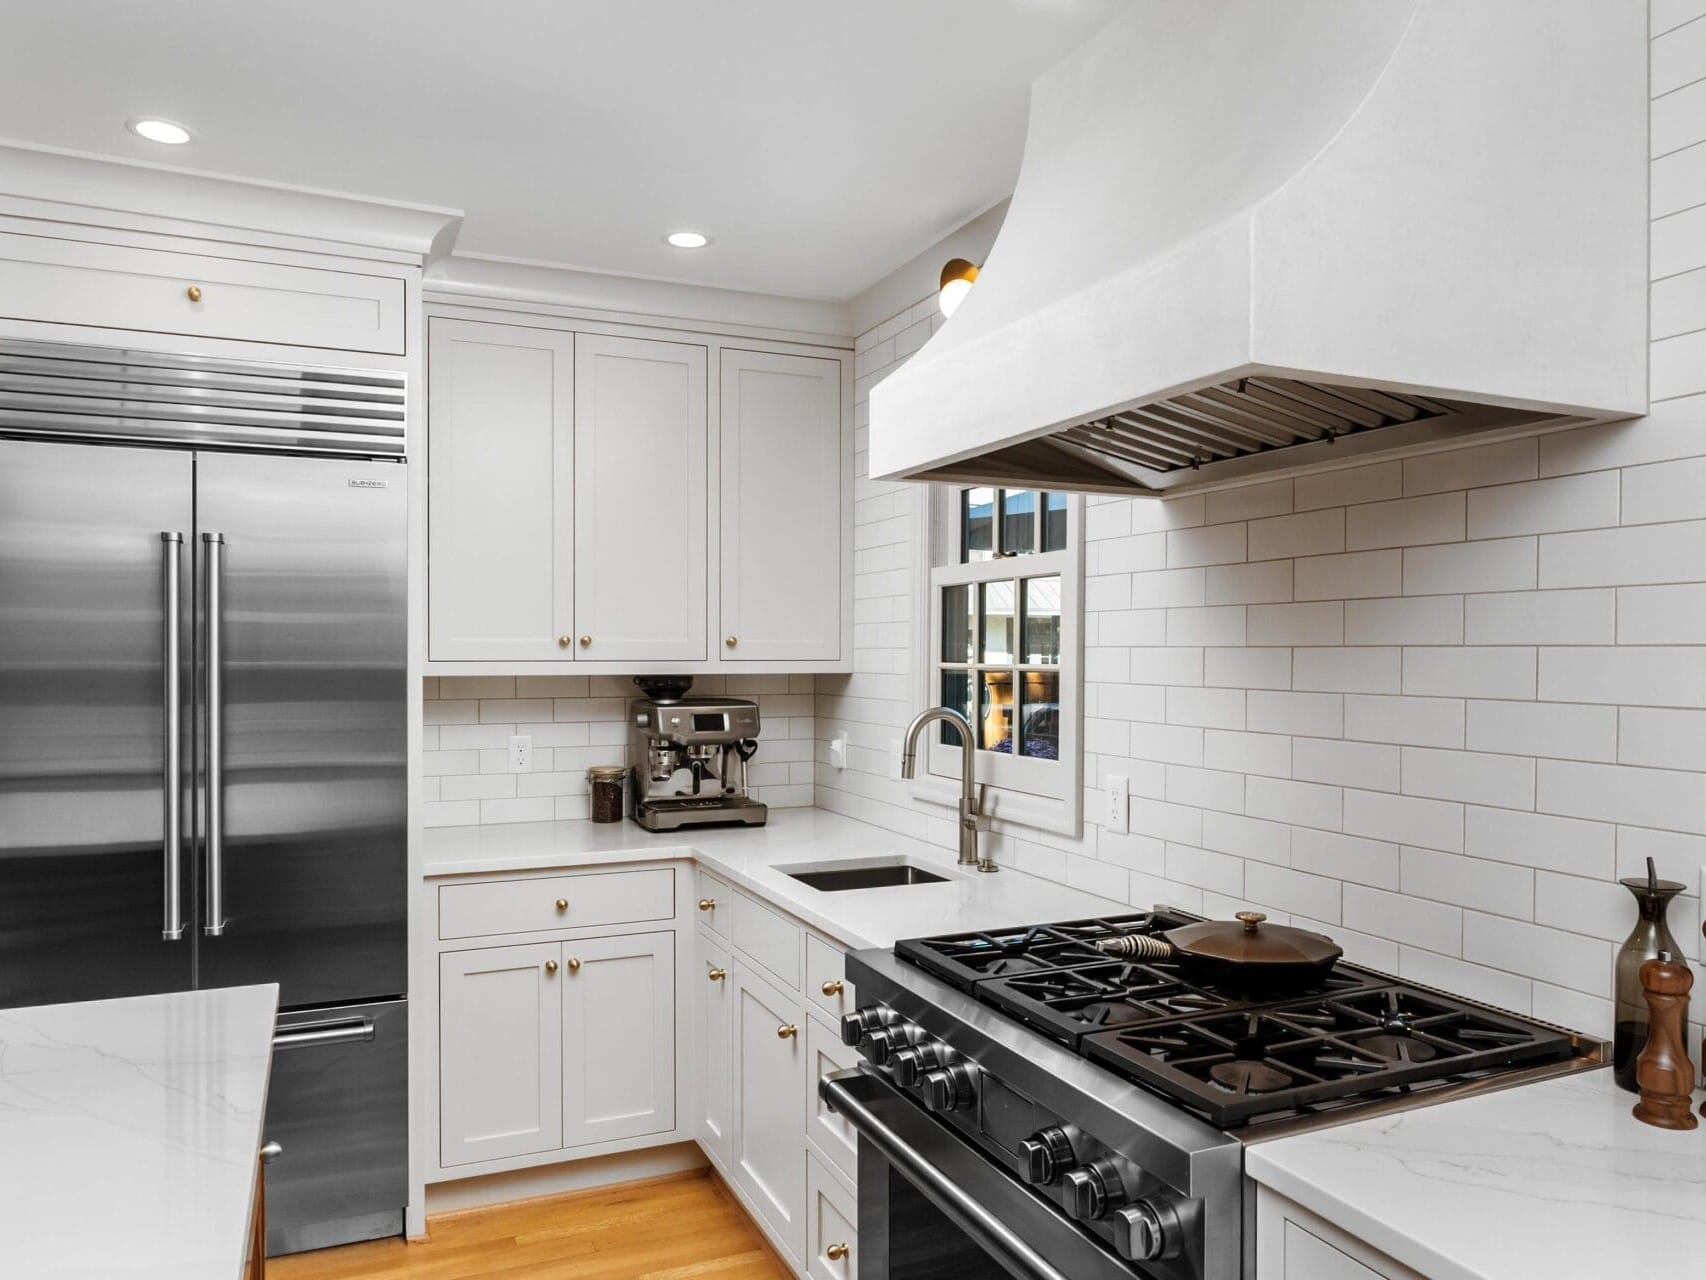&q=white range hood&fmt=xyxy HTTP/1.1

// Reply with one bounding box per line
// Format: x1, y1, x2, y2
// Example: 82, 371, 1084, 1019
869, 0, 1649, 496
